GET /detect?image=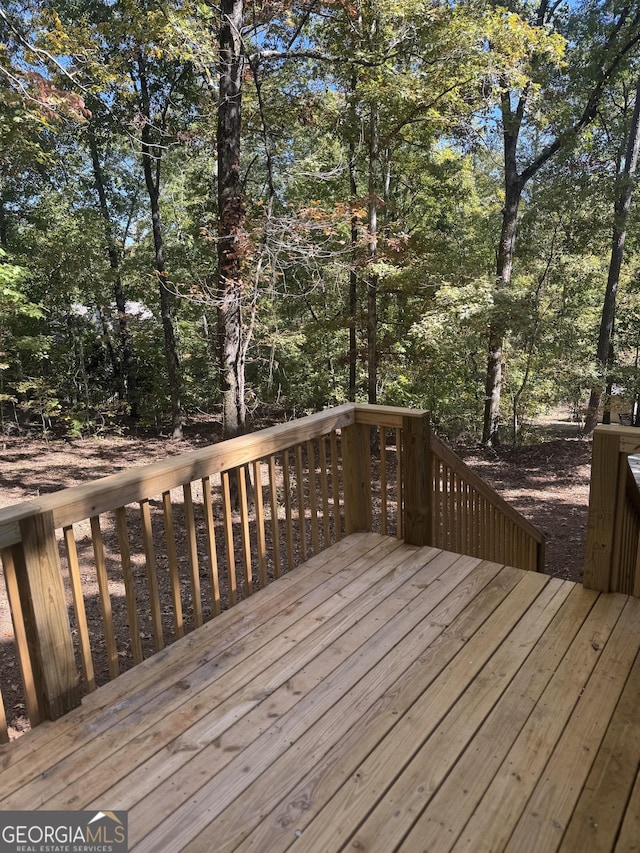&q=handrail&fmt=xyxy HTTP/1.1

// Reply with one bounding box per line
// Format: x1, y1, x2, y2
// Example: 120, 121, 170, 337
584, 425, 640, 595
430, 434, 544, 573
0, 404, 357, 549
430, 435, 545, 546
0, 403, 543, 742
